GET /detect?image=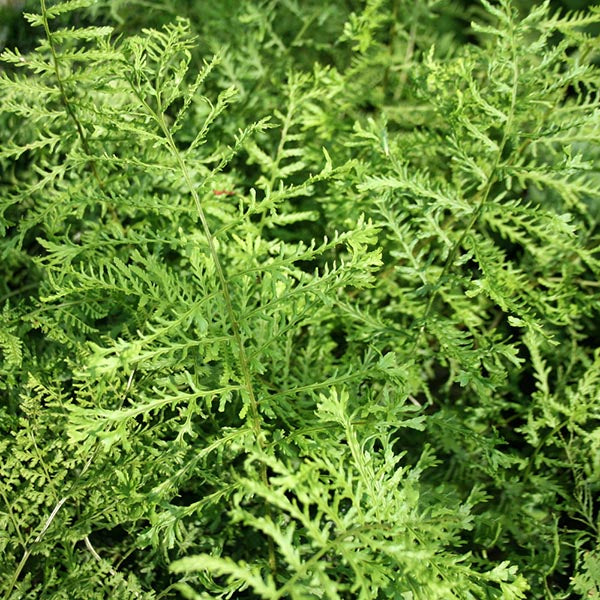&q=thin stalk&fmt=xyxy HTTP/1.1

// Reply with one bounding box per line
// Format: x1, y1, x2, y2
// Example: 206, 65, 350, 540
120, 68, 278, 572
4, 478, 79, 599
3, 372, 136, 599
407, 20, 520, 358
0, 490, 26, 548
40, 0, 103, 189
156, 113, 263, 442
156, 114, 277, 574
0, 282, 38, 304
